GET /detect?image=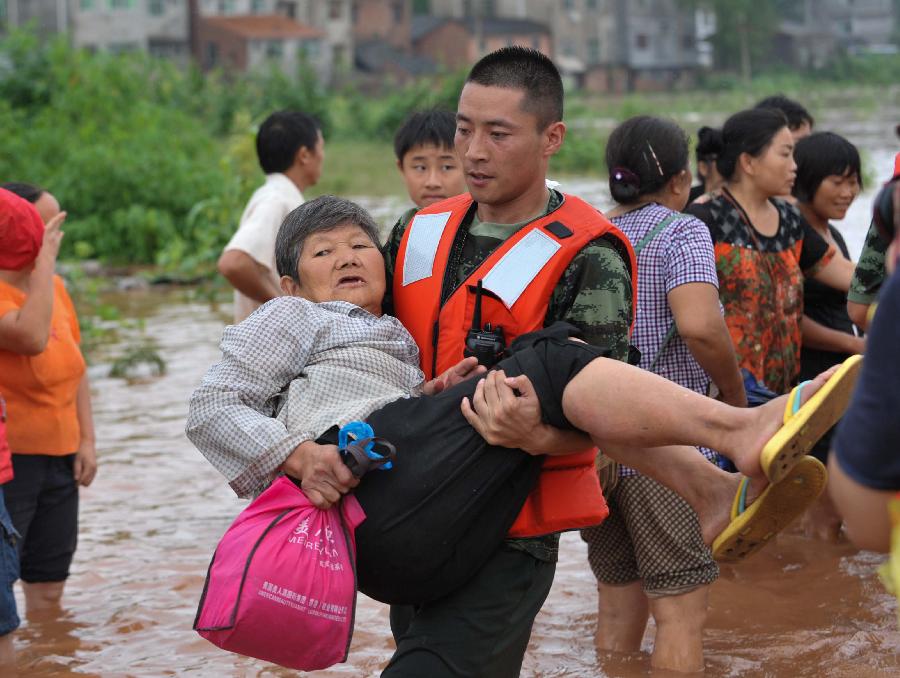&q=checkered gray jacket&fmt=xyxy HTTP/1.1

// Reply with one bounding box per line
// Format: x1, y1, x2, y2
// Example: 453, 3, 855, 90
186, 297, 424, 497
